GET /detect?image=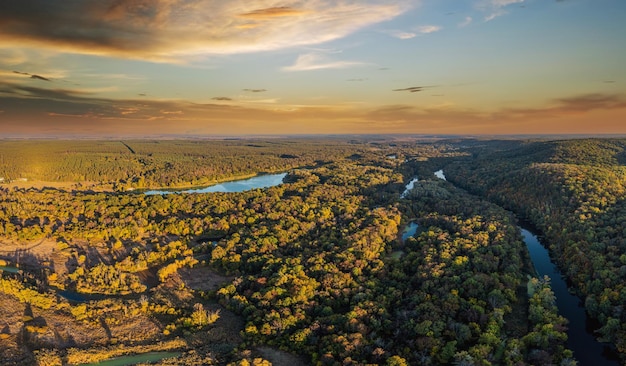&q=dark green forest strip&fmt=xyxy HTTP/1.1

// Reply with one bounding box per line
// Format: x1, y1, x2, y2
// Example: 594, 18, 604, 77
119, 141, 136, 154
